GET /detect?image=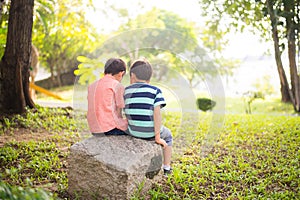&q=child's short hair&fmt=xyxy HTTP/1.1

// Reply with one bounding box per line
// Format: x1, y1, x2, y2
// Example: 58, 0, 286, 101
130, 59, 152, 81
104, 58, 126, 75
